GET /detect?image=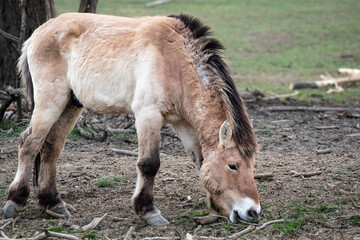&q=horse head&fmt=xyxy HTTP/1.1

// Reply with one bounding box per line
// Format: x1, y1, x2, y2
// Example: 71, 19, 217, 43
200, 120, 260, 223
